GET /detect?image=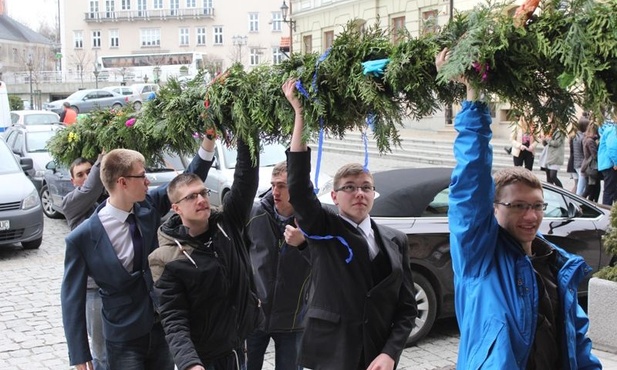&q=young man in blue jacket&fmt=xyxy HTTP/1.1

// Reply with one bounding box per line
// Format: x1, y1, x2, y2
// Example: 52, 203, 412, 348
440, 48, 601, 369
